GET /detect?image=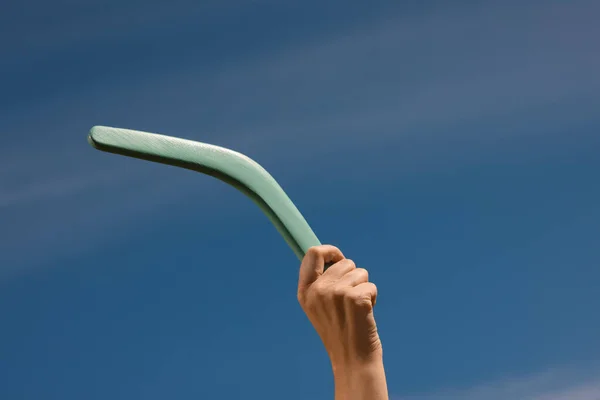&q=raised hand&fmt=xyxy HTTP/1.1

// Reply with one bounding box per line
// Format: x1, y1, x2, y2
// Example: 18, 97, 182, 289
297, 245, 388, 400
